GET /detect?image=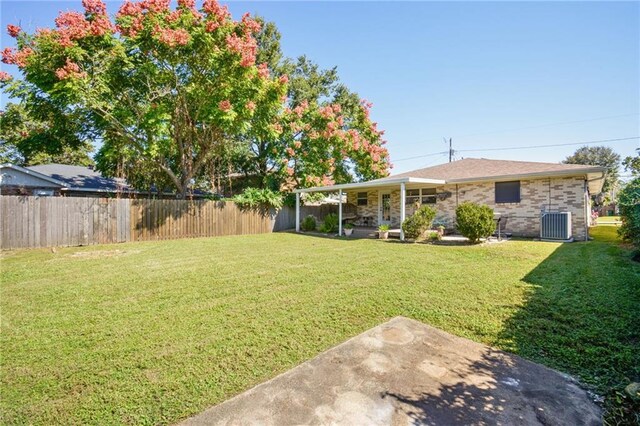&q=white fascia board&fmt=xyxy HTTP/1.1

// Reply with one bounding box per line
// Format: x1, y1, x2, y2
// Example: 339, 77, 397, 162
293, 177, 445, 193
